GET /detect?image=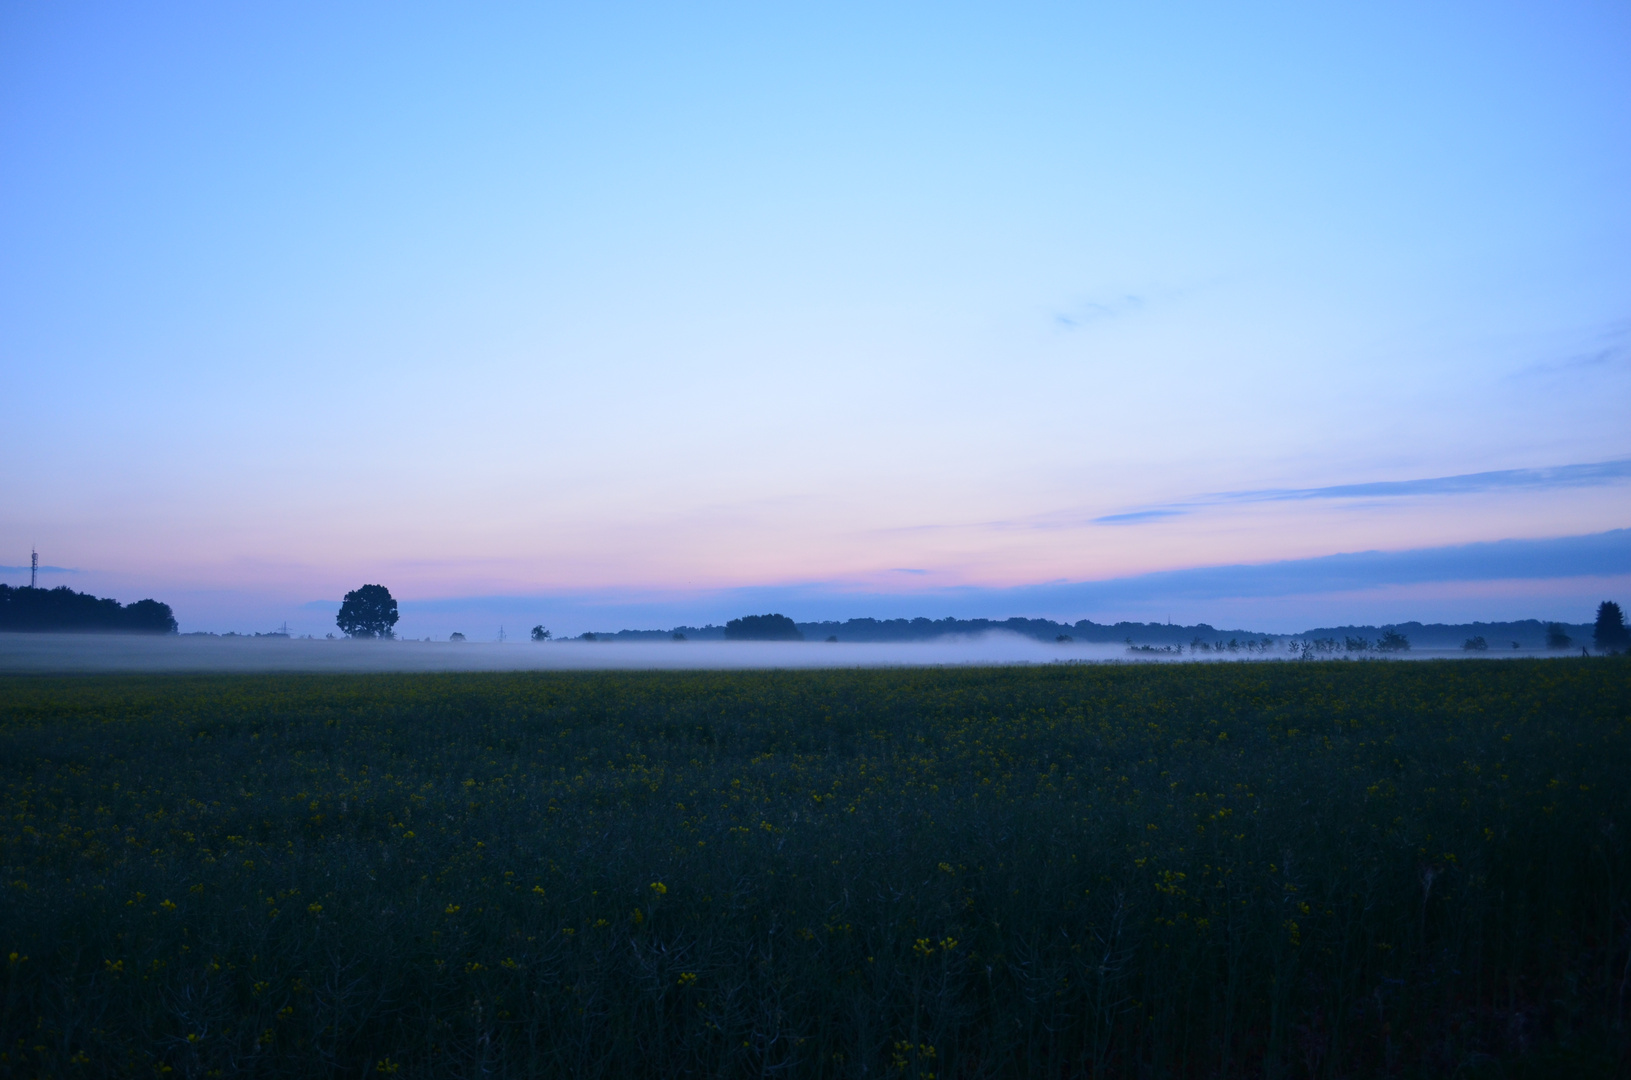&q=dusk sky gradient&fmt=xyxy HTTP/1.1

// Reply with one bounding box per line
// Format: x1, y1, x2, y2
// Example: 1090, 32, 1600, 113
3, 1, 1628, 636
